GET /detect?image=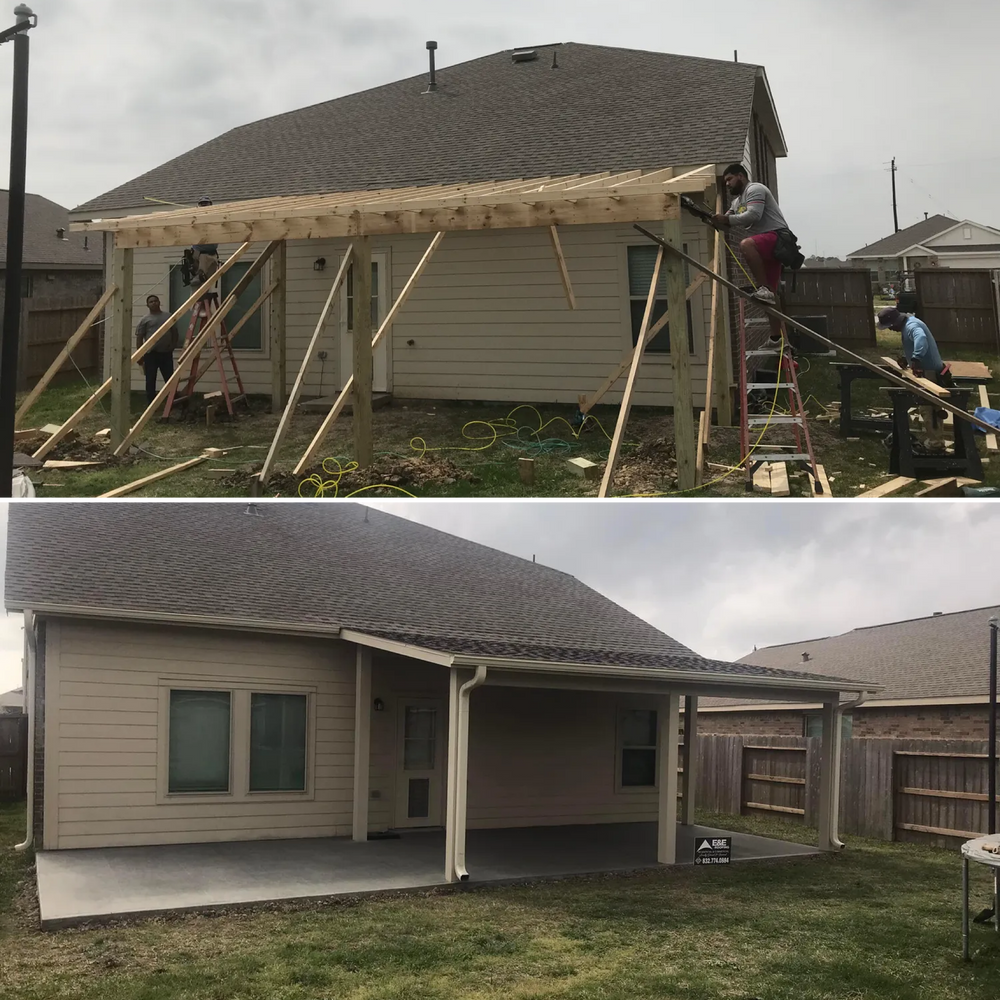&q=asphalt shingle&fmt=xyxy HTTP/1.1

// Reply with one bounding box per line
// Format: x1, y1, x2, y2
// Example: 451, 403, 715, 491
75, 44, 763, 215
4, 502, 860, 687
0, 191, 101, 268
